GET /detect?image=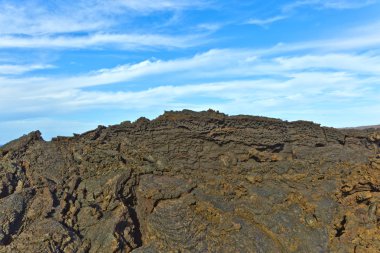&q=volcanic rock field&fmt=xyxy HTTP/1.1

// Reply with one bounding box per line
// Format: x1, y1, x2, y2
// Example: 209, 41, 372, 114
1, 110, 380, 252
